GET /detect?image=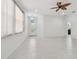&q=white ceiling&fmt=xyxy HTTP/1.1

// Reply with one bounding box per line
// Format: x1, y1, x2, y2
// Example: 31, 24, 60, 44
20, 0, 76, 15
